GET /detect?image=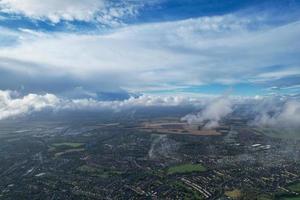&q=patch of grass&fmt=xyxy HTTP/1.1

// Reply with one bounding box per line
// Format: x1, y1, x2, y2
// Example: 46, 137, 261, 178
77, 165, 122, 178
54, 148, 85, 157
282, 197, 300, 200
258, 194, 273, 200
288, 183, 300, 193
50, 142, 85, 157
52, 142, 84, 148
225, 189, 242, 199
78, 165, 99, 173
256, 127, 300, 140
167, 163, 206, 175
